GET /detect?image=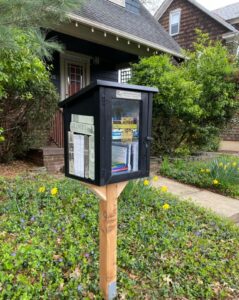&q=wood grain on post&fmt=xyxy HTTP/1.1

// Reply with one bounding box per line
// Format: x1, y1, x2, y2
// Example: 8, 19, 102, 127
84, 182, 127, 300
99, 184, 118, 300
99, 182, 127, 299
